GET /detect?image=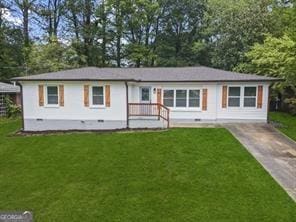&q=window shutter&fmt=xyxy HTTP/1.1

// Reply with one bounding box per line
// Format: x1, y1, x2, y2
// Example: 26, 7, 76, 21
59, 85, 64, 106
38, 85, 44, 106
157, 88, 162, 104
84, 85, 89, 107
202, 89, 208, 111
222, 85, 227, 108
105, 85, 111, 107
257, 85, 263, 108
